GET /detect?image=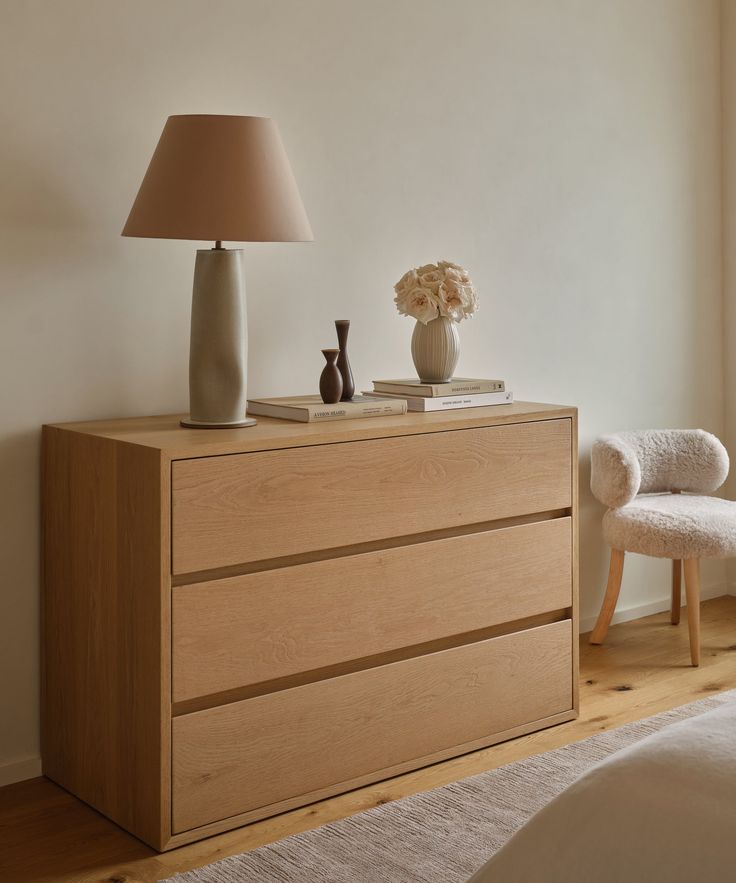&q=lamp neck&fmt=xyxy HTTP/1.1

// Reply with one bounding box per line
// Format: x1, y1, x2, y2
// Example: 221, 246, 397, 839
213, 240, 224, 250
